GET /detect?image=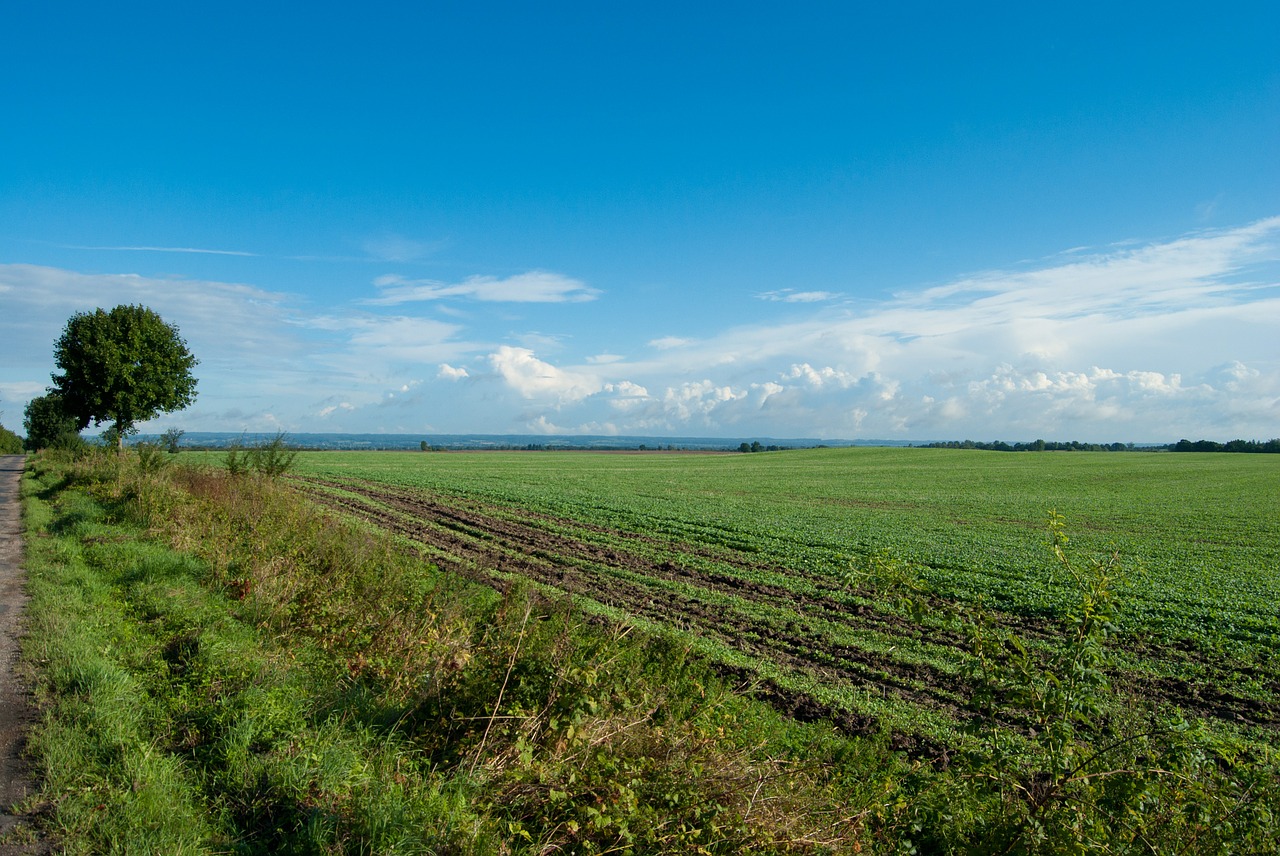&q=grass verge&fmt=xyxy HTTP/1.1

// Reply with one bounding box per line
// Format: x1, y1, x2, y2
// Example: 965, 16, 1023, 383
18, 451, 901, 854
